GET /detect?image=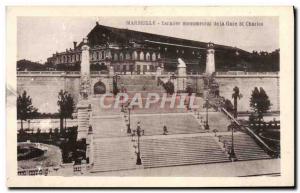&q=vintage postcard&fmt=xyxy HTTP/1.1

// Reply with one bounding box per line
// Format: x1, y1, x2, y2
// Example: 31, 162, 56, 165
6, 6, 294, 187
